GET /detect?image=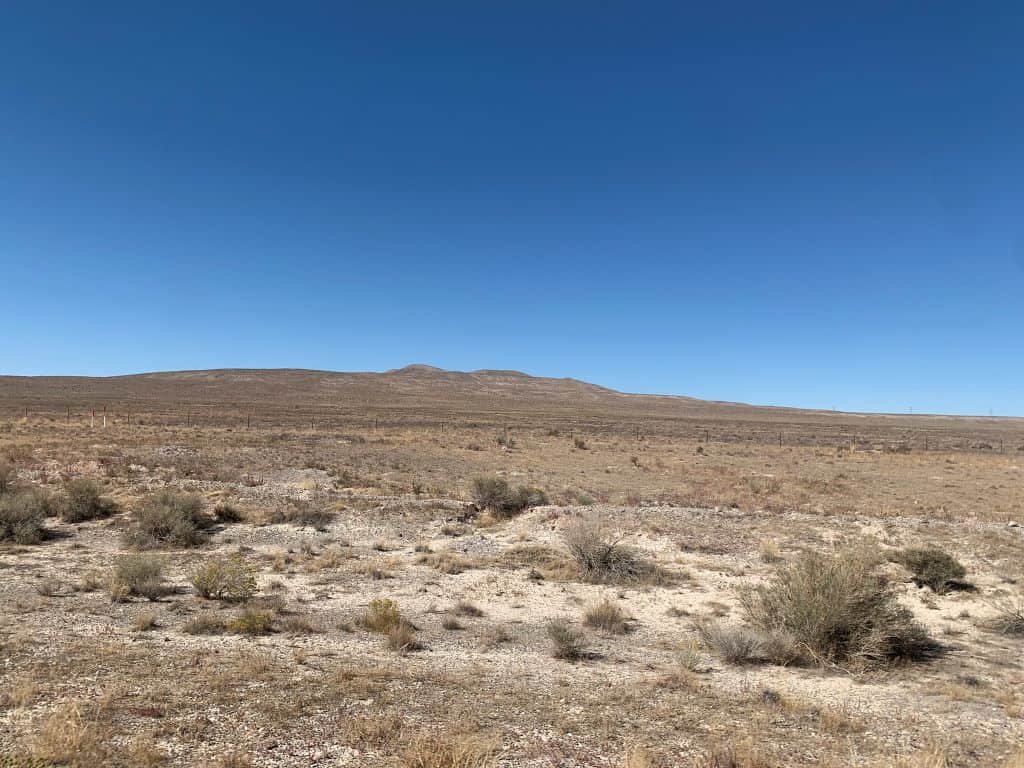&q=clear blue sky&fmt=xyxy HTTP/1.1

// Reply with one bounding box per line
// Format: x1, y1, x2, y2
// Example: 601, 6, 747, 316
2, 3, 1021, 415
